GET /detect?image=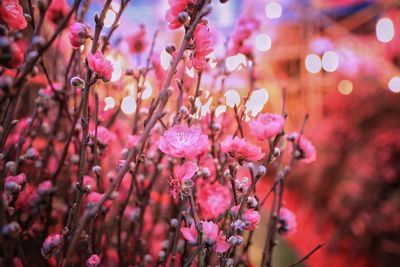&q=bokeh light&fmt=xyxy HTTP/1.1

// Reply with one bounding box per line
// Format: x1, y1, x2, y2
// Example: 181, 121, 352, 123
225, 53, 246, 72
338, 80, 353, 95
141, 82, 153, 99
245, 88, 269, 117
376, 18, 395, 43
305, 54, 322, 74
224, 90, 241, 107
388, 76, 400, 93
121, 96, 137, 115
265, 2, 282, 19
104, 96, 115, 111
322, 51, 339, 72
255, 34, 272, 52
104, 9, 117, 28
